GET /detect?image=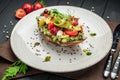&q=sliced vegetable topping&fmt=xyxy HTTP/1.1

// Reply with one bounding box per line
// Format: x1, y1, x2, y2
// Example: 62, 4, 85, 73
64, 30, 78, 36
37, 9, 85, 43
71, 16, 79, 26
49, 26, 59, 35
48, 23, 59, 35
48, 23, 55, 29
39, 19, 45, 26
44, 13, 50, 17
